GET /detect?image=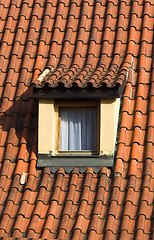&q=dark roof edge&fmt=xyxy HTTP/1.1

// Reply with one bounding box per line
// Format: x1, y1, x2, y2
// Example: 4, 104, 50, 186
32, 82, 125, 99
